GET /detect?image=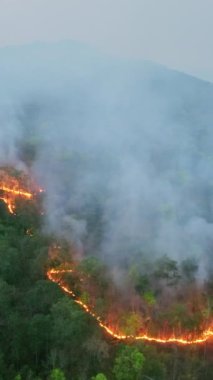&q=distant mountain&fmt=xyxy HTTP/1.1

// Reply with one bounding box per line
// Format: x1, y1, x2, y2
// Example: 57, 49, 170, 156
0, 40, 213, 101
